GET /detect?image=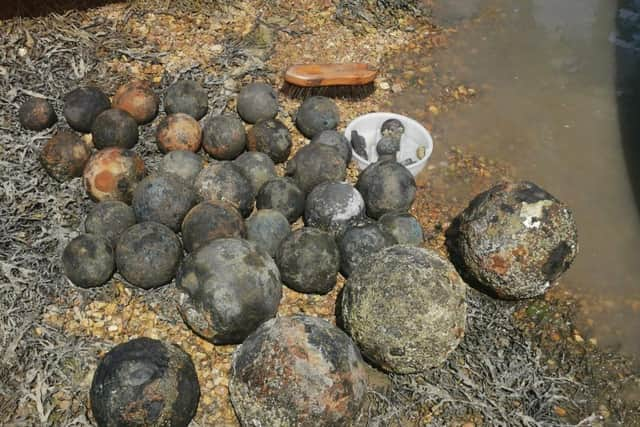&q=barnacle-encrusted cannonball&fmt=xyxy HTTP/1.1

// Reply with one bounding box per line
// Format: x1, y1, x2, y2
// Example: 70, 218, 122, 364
40, 130, 91, 182
202, 114, 247, 160
246, 209, 291, 257
233, 151, 277, 195
91, 108, 139, 150
176, 238, 282, 344
90, 337, 200, 427
340, 245, 467, 373
286, 143, 346, 193
181, 201, 246, 253
112, 79, 159, 125
115, 222, 182, 289
19, 96, 57, 131
295, 96, 340, 138
338, 218, 395, 277
229, 315, 368, 427
62, 234, 115, 288
158, 150, 204, 185
378, 212, 424, 246
83, 148, 145, 203
255, 177, 305, 223
247, 118, 292, 164
237, 82, 279, 124
84, 201, 136, 247
156, 113, 202, 153
132, 174, 197, 232
356, 159, 416, 219
194, 162, 254, 217
164, 80, 209, 120
310, 129, 351, 164
456, 181, 579, 299
63, 86, 110, 133
304, 181, 365, 236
